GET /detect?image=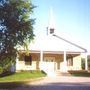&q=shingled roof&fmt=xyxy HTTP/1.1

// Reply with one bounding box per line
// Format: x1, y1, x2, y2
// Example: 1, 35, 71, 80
29, 34, 87, 53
